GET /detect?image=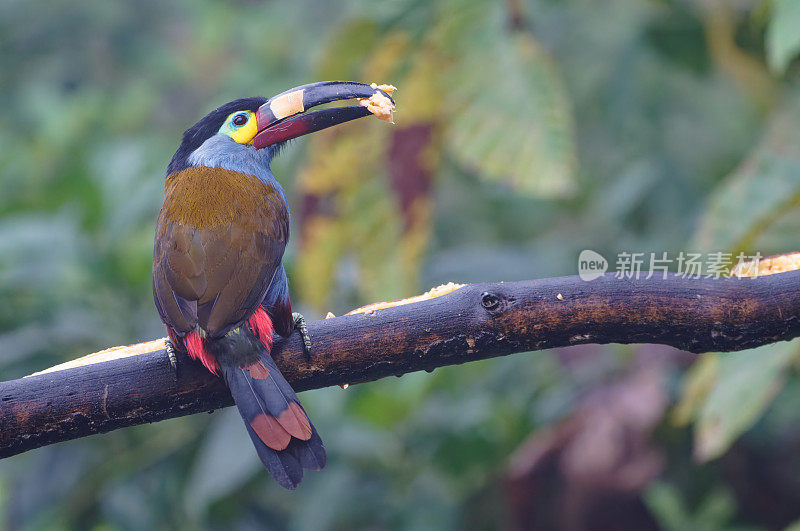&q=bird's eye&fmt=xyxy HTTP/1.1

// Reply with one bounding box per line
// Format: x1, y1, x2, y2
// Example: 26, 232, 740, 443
232, 113, 248, 127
